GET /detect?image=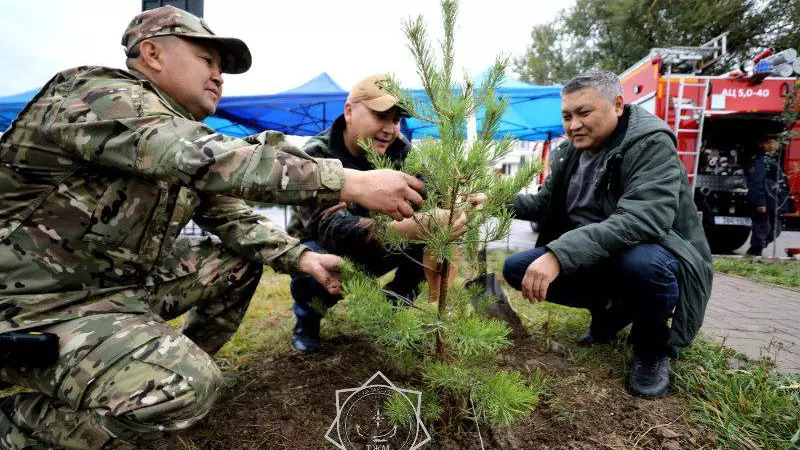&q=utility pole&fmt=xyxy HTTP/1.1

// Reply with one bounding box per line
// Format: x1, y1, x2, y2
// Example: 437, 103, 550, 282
142, 0, 203, 17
